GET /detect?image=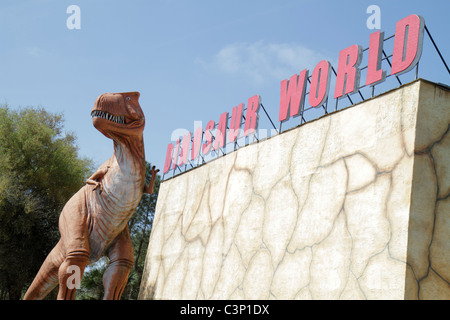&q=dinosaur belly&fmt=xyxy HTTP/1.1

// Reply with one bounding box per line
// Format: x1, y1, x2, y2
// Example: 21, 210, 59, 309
86, 169, 143, 262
